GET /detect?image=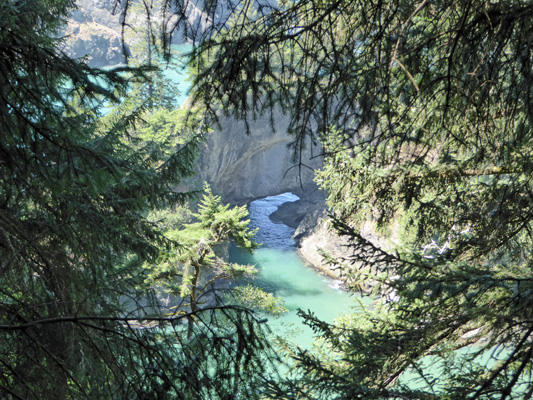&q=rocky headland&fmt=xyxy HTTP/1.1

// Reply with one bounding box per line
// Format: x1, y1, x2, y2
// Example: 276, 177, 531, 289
62, 0, 208, 67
